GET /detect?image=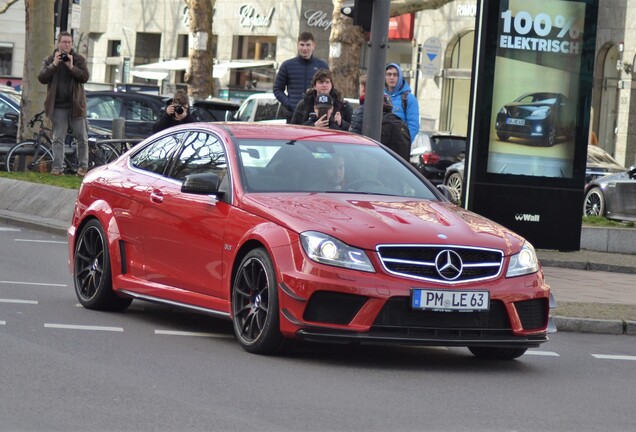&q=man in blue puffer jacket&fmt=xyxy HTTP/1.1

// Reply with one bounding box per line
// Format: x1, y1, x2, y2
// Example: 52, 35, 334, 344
274, 32, 329, 123
384, 63, 420, 143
